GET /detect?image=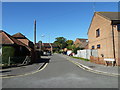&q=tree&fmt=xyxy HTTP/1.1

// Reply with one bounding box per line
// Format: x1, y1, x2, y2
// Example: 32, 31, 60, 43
54, 37, 67, 50
72, 47, 80, 54
66, 40, 74, 50
66, 45, 75, 50
66, 40, 73, 45
38, 40, 42, 44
